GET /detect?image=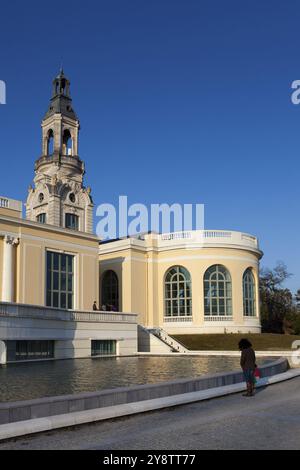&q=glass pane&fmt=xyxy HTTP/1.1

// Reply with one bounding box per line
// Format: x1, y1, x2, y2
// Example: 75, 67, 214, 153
212, 299, 218, 314
226, 299, 232, 315
60, 293, 66, 309
46, 291, 51, 306
211, 282, 217, 297
53, 272, 59, 290
61, 273, 66, 291
53, 292, 59, 308
67, 255, 73, 273
165, 284, 171, 299
61, 255, 67, 272
53, 253, 59, 270
47, 252, 52, 270
172, 305, 178, 315
172, 284, 178, 297
47, 272, 51, 290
